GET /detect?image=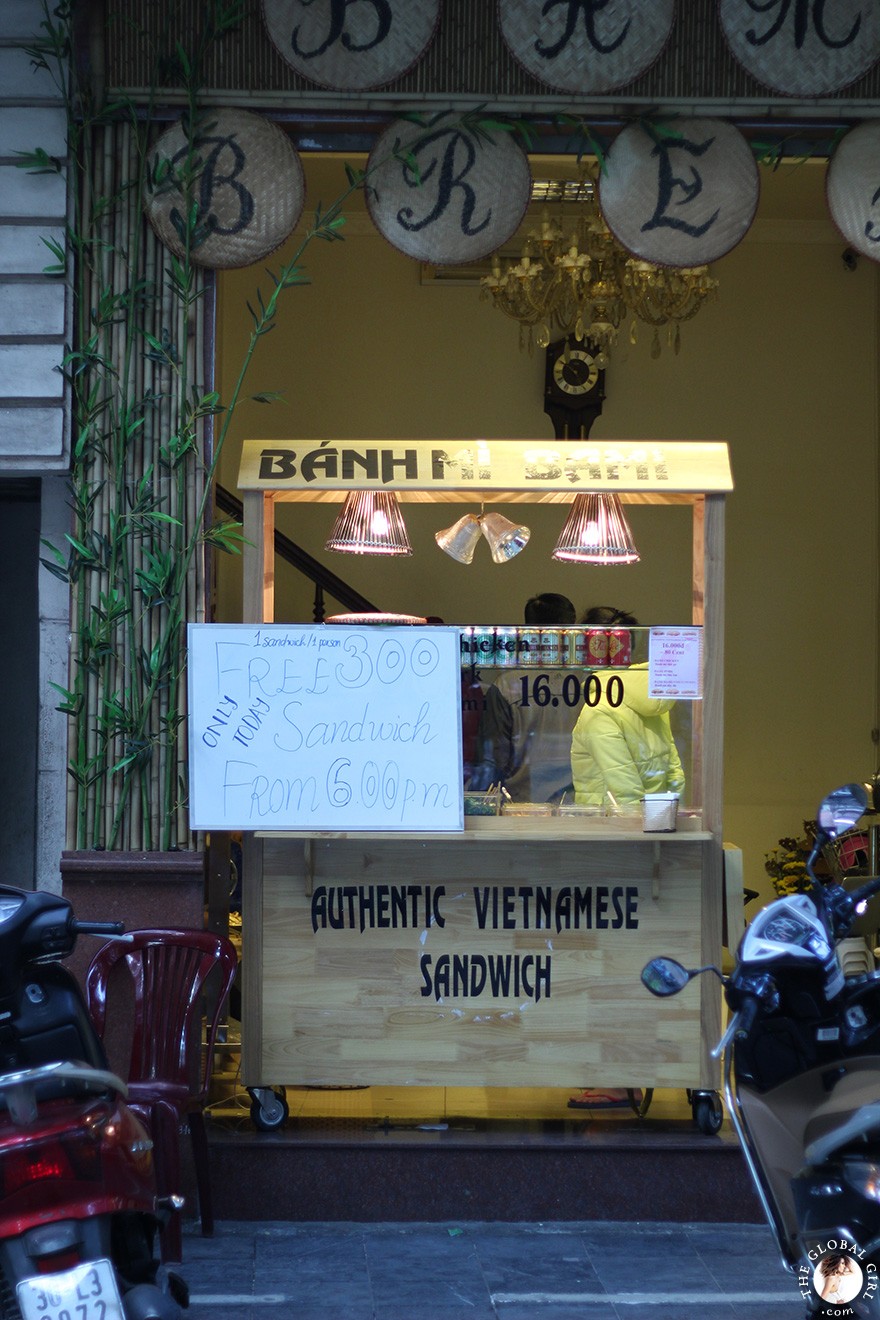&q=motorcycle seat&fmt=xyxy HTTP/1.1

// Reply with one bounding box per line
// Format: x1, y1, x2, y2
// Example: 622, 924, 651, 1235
803, 1070, 880, 1164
